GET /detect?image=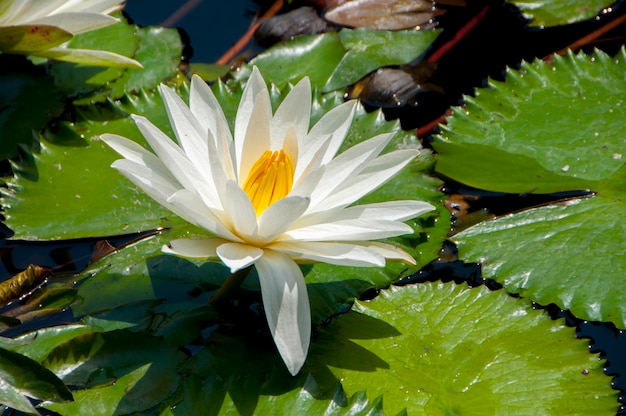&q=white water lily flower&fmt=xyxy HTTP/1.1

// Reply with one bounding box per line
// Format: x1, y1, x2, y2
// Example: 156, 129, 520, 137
100, 67, 435, 375
0, 0, 141, 68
